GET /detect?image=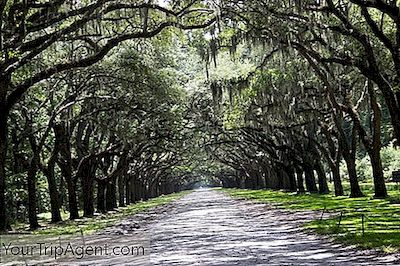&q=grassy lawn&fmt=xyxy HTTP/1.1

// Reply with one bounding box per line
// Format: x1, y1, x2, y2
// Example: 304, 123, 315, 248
13, 191, 189, 235
223, 183, 400, 253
